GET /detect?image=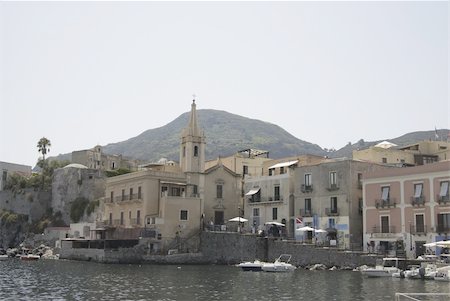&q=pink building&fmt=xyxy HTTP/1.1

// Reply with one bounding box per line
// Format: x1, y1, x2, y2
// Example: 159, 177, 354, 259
363, 161, 450, 258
